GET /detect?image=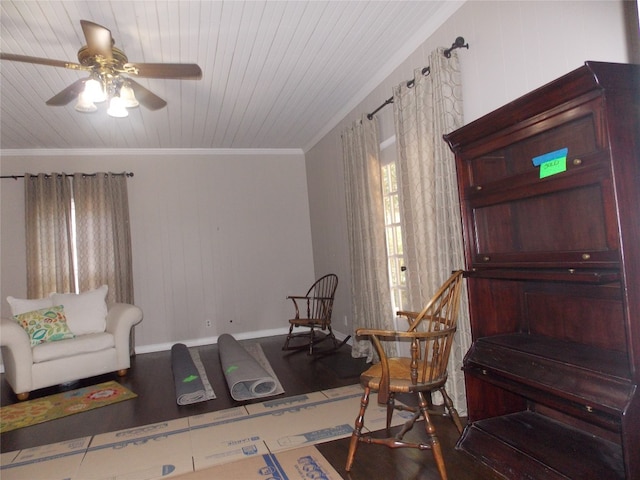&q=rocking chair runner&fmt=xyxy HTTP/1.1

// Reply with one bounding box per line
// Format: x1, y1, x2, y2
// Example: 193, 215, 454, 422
345, 270, 465, 480
282, 274, 346, 355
